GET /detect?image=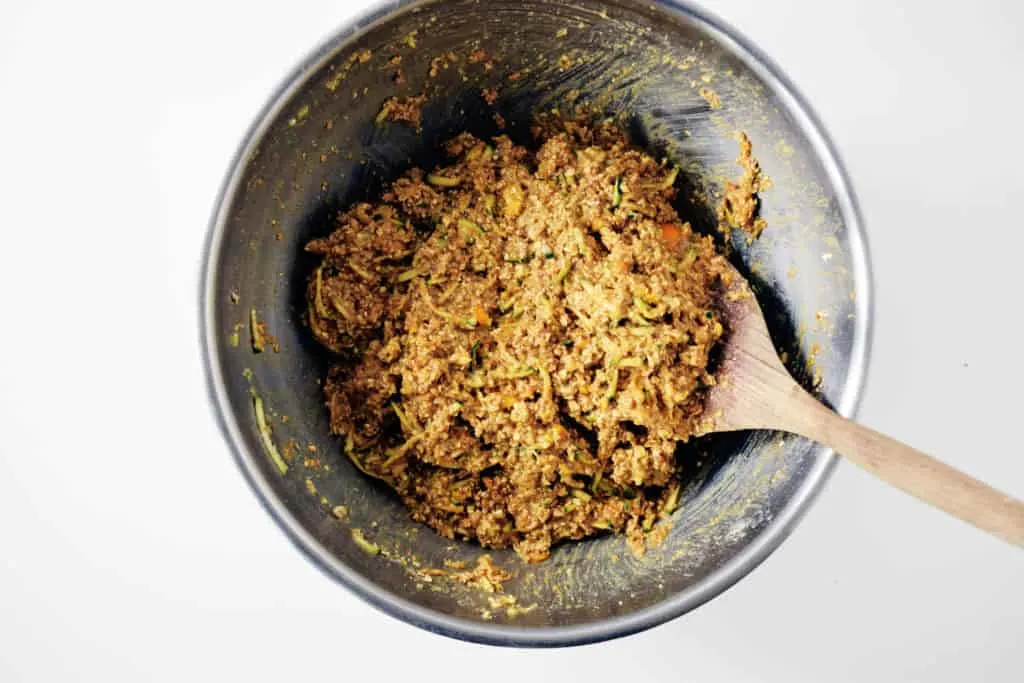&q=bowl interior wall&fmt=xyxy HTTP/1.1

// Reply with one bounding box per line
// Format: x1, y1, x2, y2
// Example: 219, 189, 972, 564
207, 0, 864, 632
